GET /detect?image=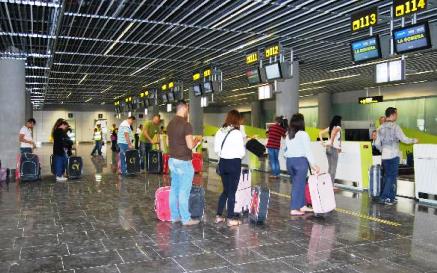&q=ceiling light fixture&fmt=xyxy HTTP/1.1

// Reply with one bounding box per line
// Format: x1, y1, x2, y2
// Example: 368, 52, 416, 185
100, 86, 112, 93
142, 77, 166, 88
329, 58, 402, 73
78, 74, 88, 84
300, 74, 361, 86
131, 60, 158, 76
67, 92, 72, 98
85, 98, 92, 102
104, 22, 134, 56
